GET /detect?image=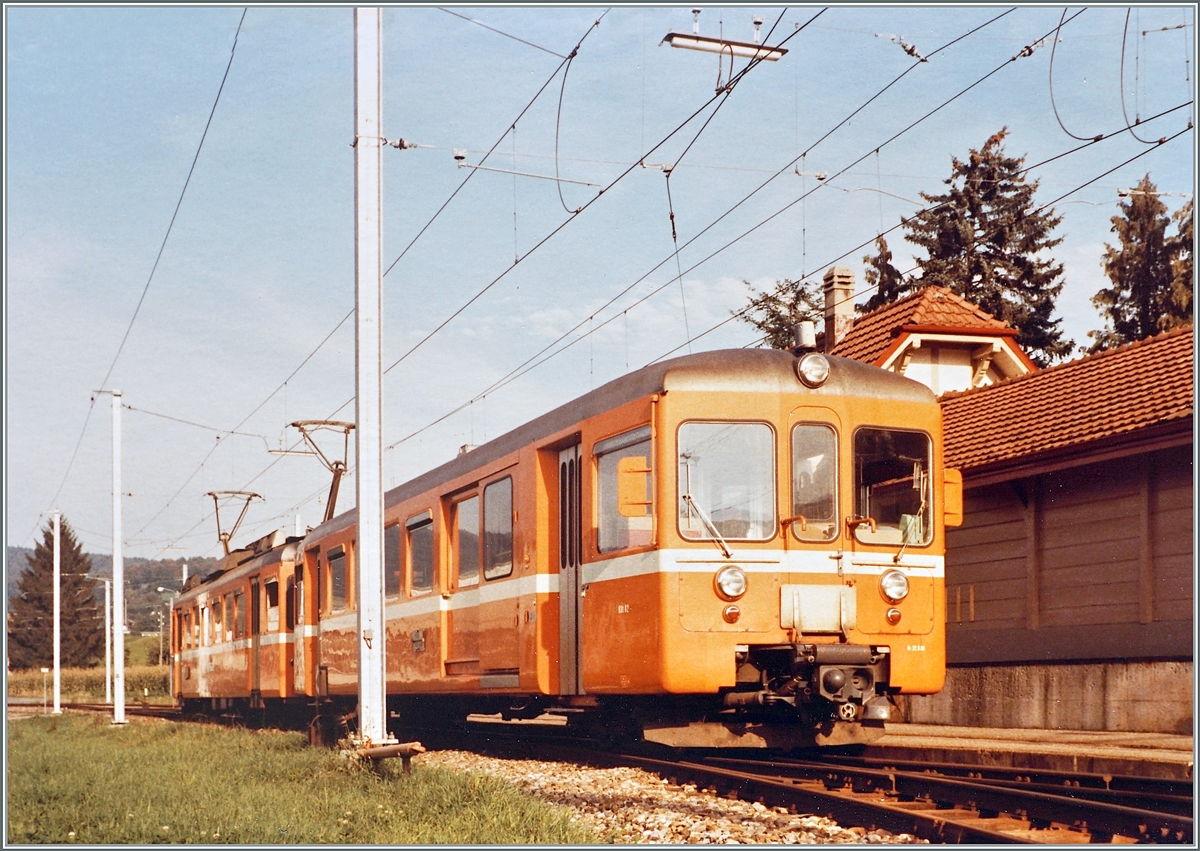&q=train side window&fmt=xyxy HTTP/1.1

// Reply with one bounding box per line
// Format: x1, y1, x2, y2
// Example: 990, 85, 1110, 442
385, 523, 402, 599
212, 598, 223, 644
232, 591, 244, 641
852, 427, 932, 547
453, 496, 481, 587
407, 511, 434, 595
329, 547, 348, 612
484, 477, 513, 580
596, 425, 653, 553
790, 424, 839, 542
196, 606, 204, 647
265, 580, 280, 632
285, 576, 295, 631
